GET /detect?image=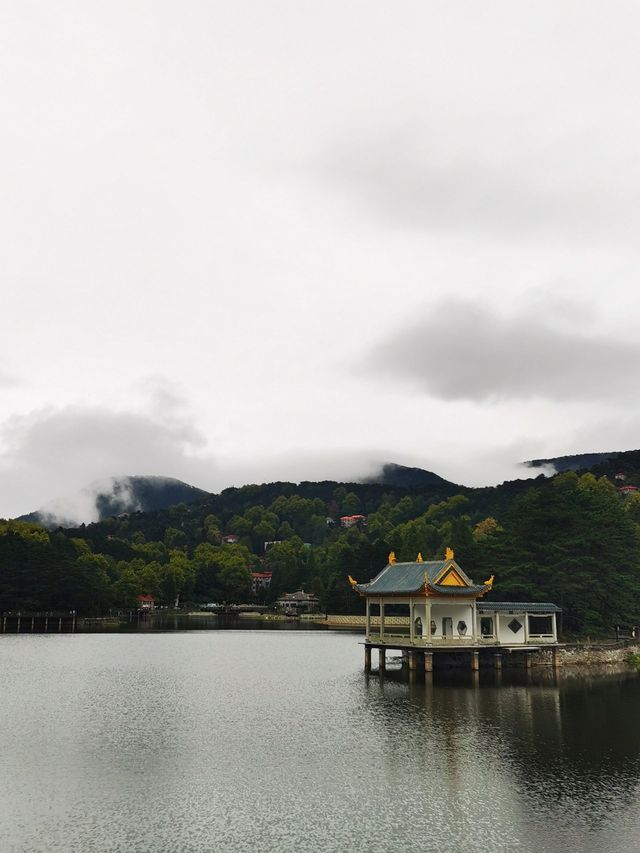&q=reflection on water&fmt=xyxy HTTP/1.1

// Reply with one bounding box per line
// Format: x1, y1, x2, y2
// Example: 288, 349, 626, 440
1, 632, 639, 852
